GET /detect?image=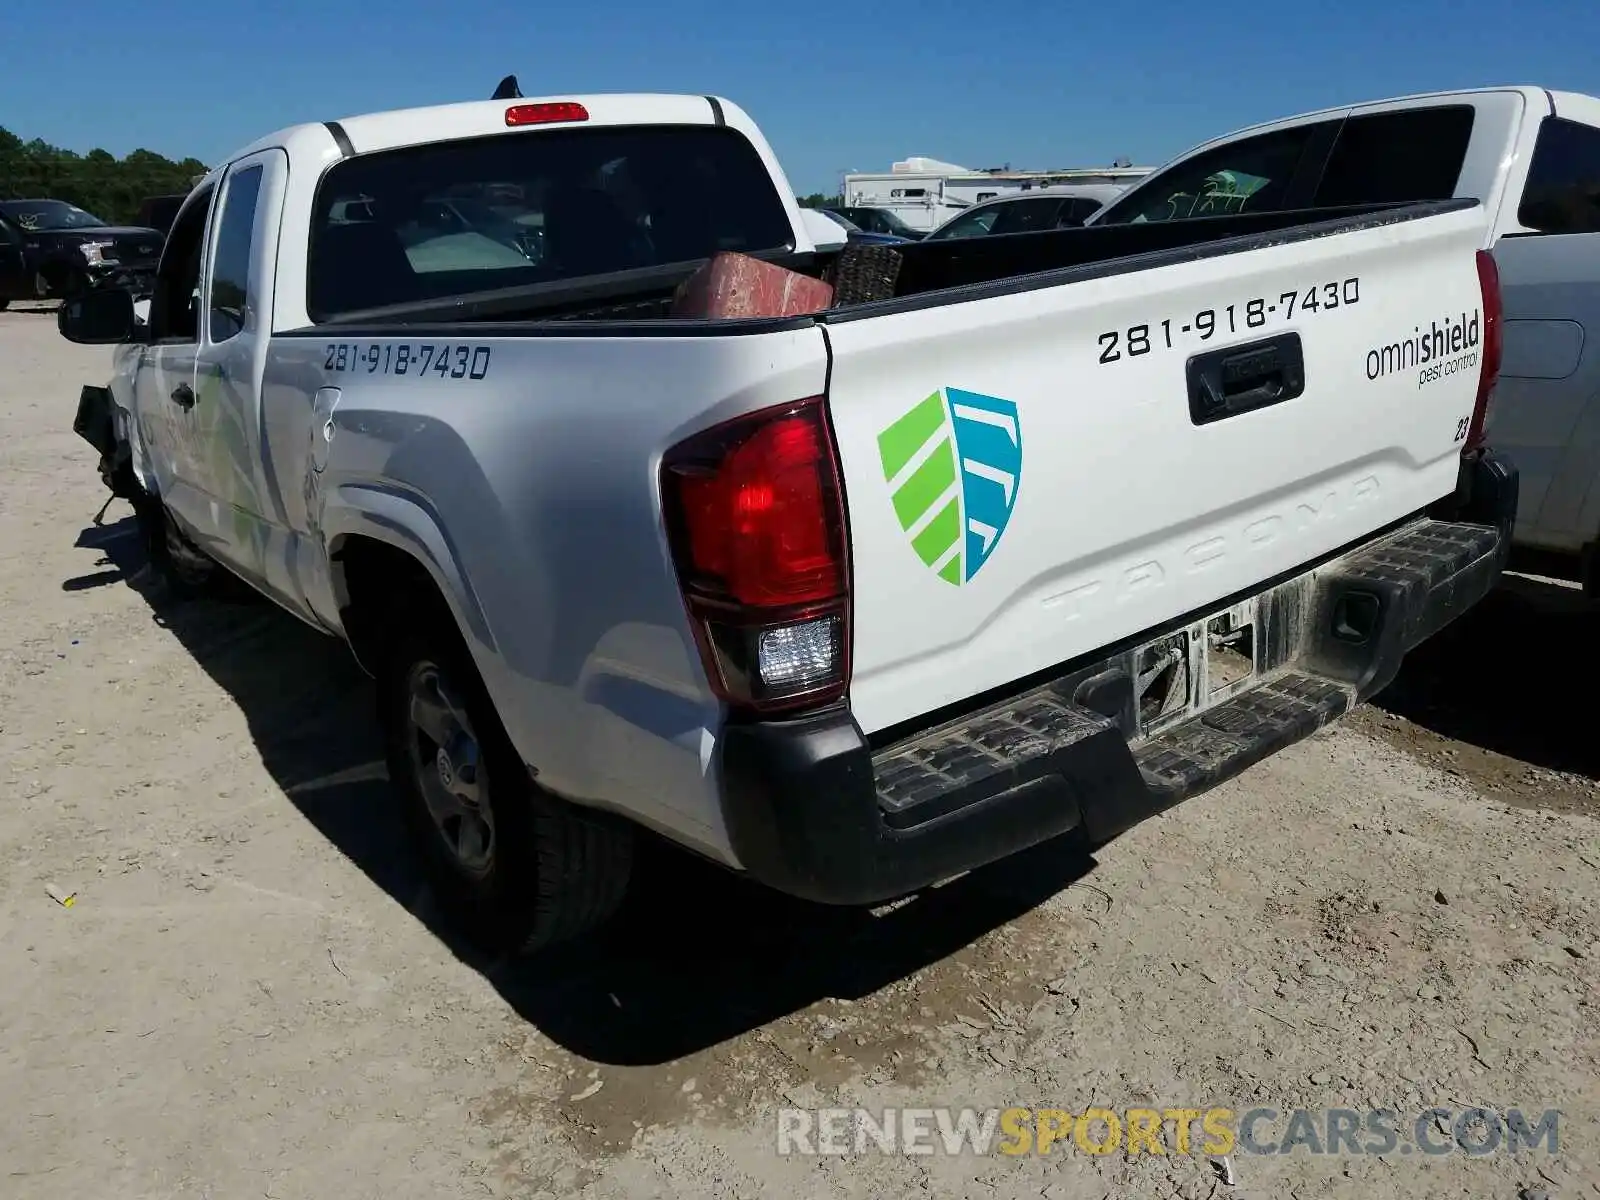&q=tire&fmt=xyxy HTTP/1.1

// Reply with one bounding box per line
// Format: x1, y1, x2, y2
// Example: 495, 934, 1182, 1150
379, 600, 633, 955
37, 264, 87, 301
130, 491, 228, 599
0, 298, 10, 312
